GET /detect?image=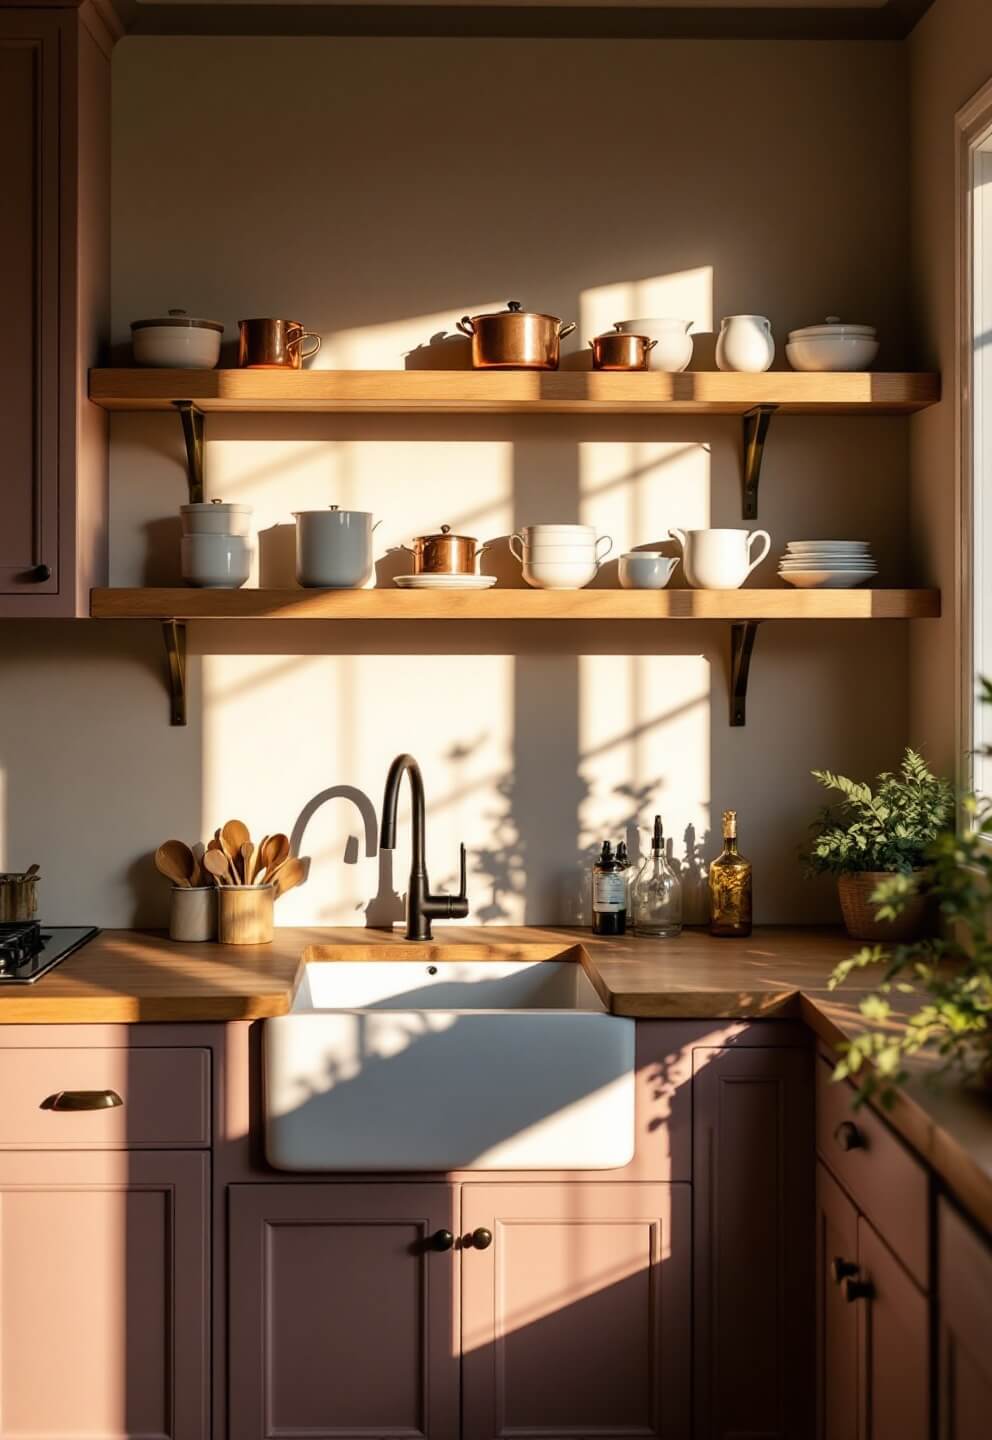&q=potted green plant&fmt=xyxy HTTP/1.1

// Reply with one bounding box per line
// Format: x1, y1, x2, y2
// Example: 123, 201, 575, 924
804, 749, 953, 941
828, 684, 992, 1102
